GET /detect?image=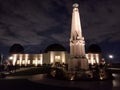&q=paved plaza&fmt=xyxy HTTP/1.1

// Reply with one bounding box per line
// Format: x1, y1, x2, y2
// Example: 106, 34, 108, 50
29, 74, 115, 90
2, 73, 119, 90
